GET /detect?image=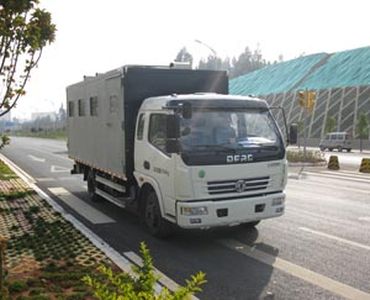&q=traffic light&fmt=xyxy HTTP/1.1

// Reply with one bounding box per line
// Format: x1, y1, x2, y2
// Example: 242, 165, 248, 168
298, 91, 307, 108
307, 91, 316, 112
297, 90, 316, 112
